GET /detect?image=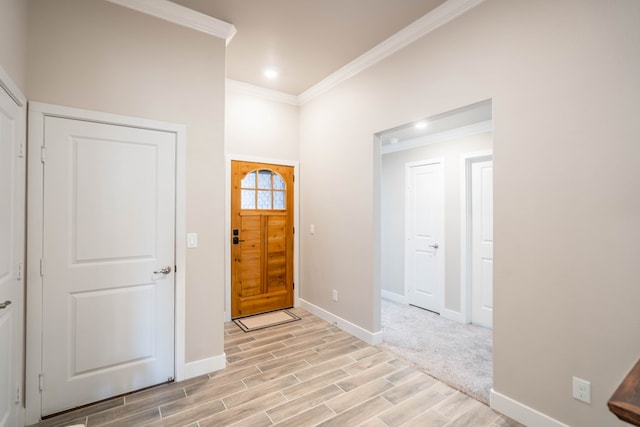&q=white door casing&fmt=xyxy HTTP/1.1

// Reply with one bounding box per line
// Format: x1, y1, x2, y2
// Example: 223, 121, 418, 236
471, 159, 493, 328
405, 160, 445, 313
26, 103, 187, 424
0, 70, 26, 427
18, 103, 185, 423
